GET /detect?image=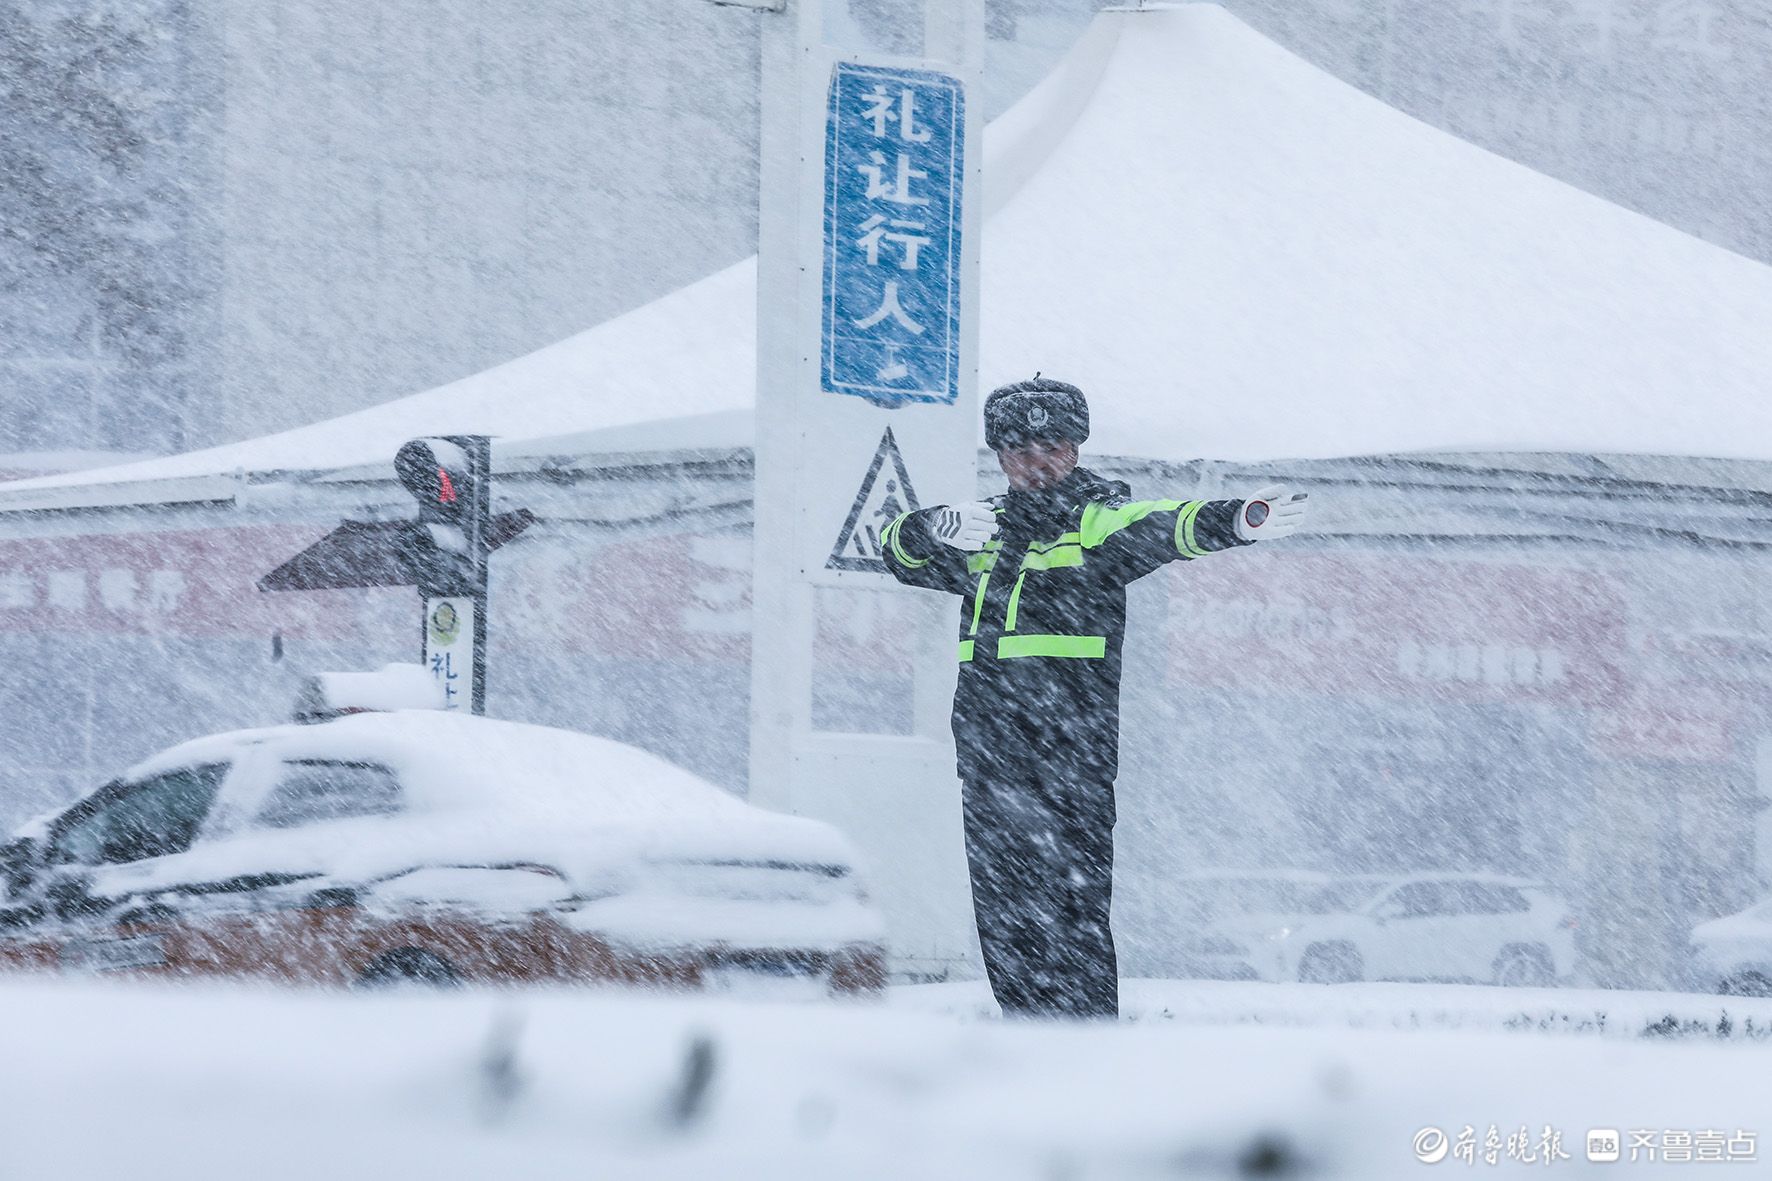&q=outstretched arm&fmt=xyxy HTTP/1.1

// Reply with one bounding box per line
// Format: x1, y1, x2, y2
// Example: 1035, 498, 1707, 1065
1081, 485, 1310, 584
